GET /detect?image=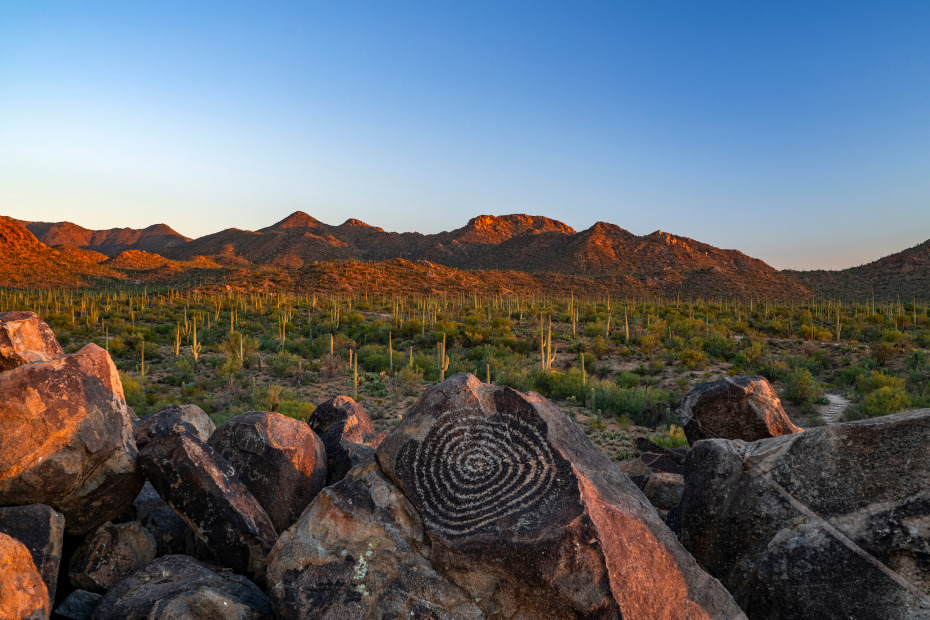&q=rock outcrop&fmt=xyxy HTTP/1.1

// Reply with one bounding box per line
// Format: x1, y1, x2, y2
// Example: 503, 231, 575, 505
209, 411, 327, 533
69, 521, 157, 593
309, 396, 378, 485
138, 430, 277, 584
92, 554, 272, 620
0, 531, 49, 620
0, 311, 63, 372
134, 404, 215, 449
681, 409, 930, 619
0, 343, 143, 534
0, 504, 64, 606
677, 376, 802, 444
